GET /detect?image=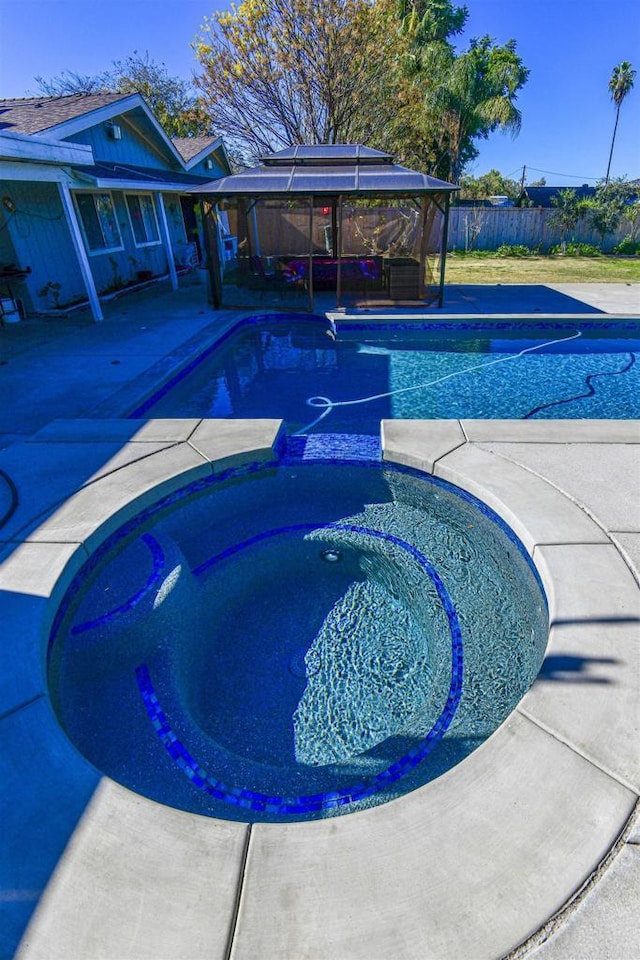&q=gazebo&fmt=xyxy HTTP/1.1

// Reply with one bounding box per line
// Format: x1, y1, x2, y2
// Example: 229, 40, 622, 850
195, 144, 459, 311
